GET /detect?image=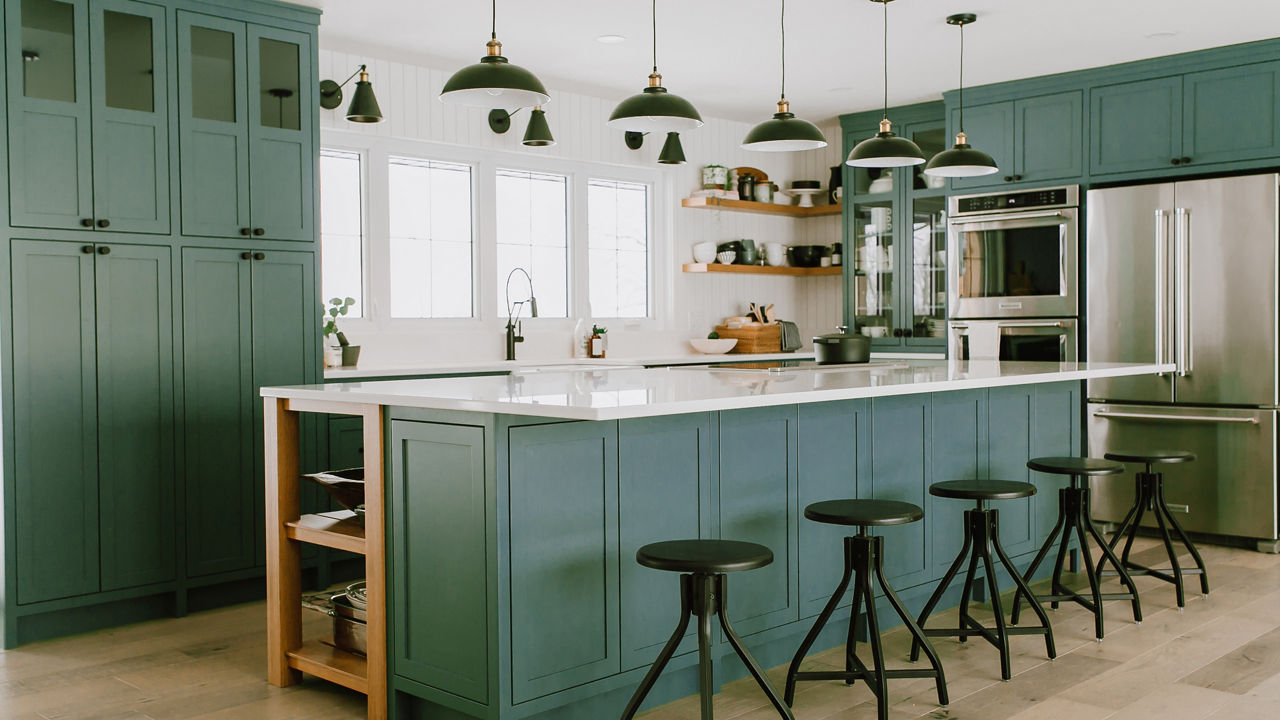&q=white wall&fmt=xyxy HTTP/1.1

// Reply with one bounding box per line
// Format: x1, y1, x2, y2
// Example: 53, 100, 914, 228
318, 45, 845, 367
